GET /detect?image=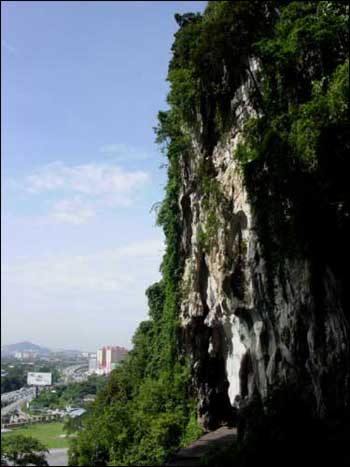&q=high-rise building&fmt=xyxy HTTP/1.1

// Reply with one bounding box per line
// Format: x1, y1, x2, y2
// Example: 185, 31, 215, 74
97, 348, 106, 369
94, 346, 128, 375
107, 346, 128, 372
